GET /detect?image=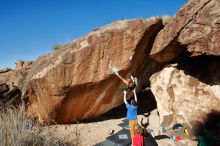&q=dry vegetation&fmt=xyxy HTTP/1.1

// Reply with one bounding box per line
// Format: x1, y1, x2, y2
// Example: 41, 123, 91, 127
0, 106, 68, 146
